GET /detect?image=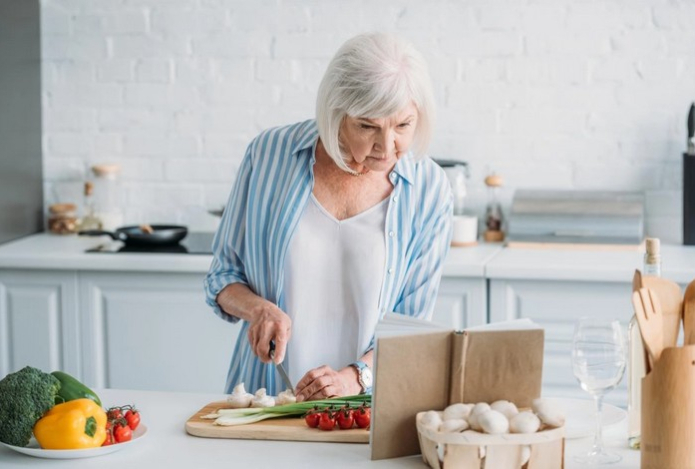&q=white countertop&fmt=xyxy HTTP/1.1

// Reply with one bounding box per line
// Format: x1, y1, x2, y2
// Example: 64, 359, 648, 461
2, 233, 695, 283
0, 233, 213, 273
0, 388, 640, 468
0, 233, 503, 277
486, 244, 695, 283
